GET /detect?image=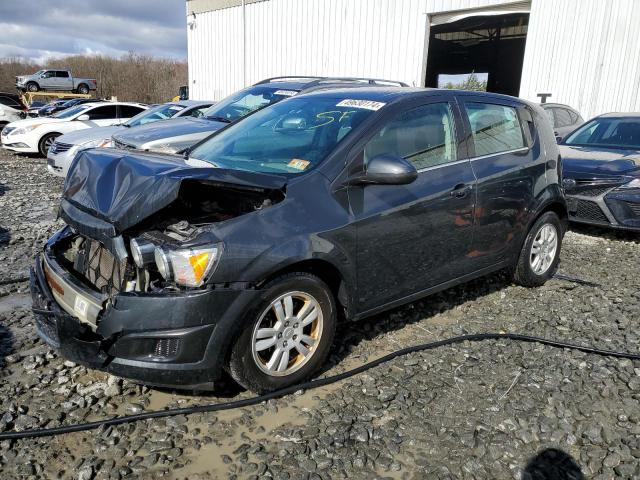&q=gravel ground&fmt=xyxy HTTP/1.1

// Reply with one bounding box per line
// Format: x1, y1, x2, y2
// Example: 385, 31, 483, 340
1, 148, 640, 479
